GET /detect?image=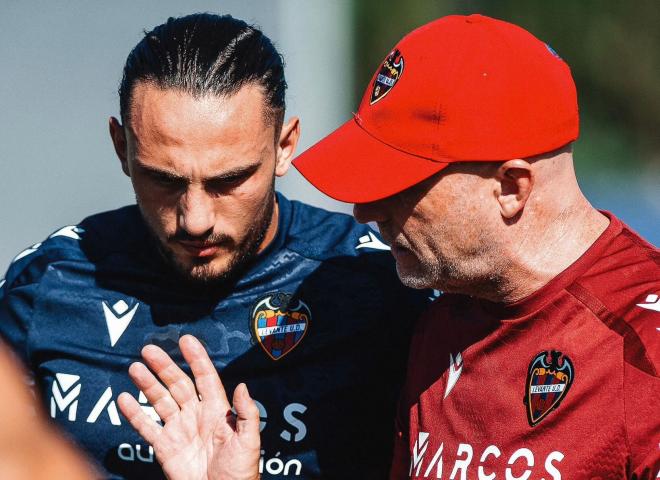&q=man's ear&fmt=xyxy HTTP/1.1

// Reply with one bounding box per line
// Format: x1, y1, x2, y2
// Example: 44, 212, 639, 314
274, 116, 300, 177
109, 117, 130, 177
494, 159, 534, 219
